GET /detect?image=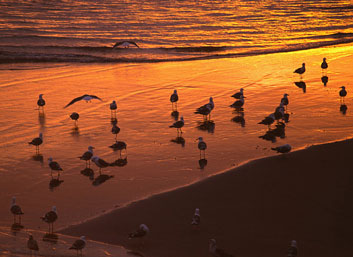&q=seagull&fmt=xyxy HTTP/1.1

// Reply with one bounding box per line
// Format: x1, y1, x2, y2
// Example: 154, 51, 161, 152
191, 208, 200, 228
209, 239, 234, 257
70, 112, 80, 127
231, 88, 244, 99
170, 89, 179, 111
27, 235, 39, 255
129, 224, 149, 239
10, 196, 24, 224
91, 156, 111, 174
287, 240, 298, 257
271, 144, 292, 154
111, 123, 120, 139
229, 95, 245, 109
169, 116, 184, 134
294, 63, 305, 78
258, 113, 275, 127
339, 86, 347, 103
37, 94, 45, 110
274, 103, 285, 120
64, 94, 102, 108
113, 41, 139, 48
109, 141, 127, 157
78, 146, 94, 168
48, 157, 63, 174
69, 236, 86, 257
280, 93, 289, 108
195, 97, 214, 120
110, 100, 117, 118
321, 57, 328, 71
41, 206, 58, 234
197, 137, 207, 159
28, 133, 43, 154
